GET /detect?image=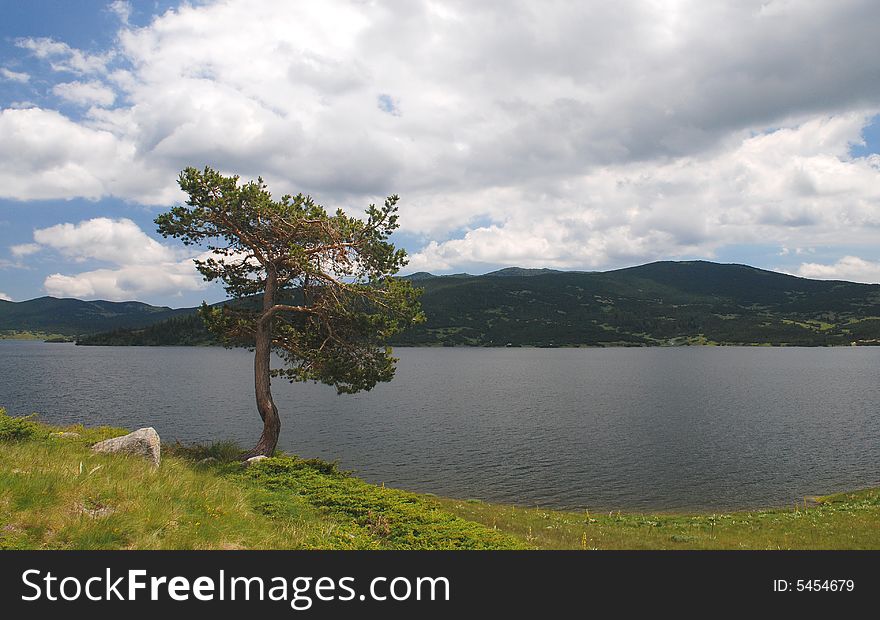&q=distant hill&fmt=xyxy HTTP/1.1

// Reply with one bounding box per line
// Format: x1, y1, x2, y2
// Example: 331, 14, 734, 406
485, 267, 565, 277
389, 260, 880, 346
8, 260, 880, 347
75, 313, 215, 346
0, 296, 192, 337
